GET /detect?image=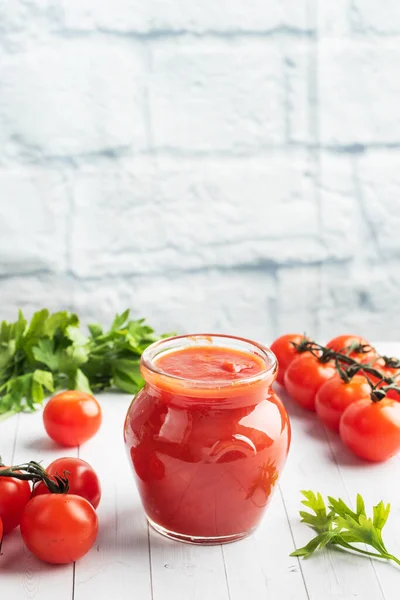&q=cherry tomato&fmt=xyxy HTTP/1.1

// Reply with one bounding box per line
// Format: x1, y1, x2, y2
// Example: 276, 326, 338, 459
339, 396, 400, 462
284, 354, 336, 411
20, 494, 98, 564
326, 334, 376, 364
340, 397, 400, 462
33, 458, 101, 509
43, 391, 102, 447
270, 334, 308, 386
315, 374, 372, 432
0, 467, 31, 534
